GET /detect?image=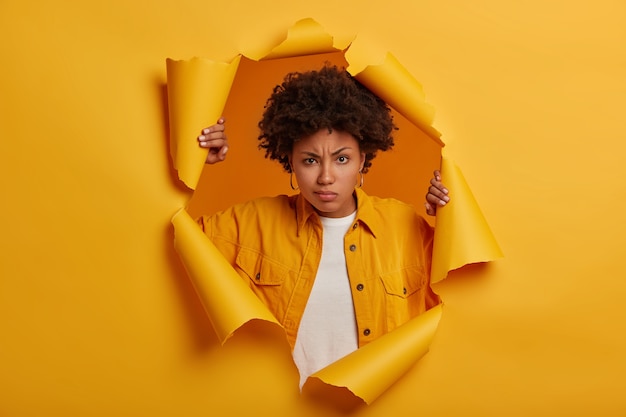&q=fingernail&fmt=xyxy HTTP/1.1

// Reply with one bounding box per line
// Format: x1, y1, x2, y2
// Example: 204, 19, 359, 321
443, 195, 450, 202
203, 128, 210, 134
222, 146, 228, 155
439, 200, 447, 206
443, 188, 449, 194
198, 135, 205, 141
